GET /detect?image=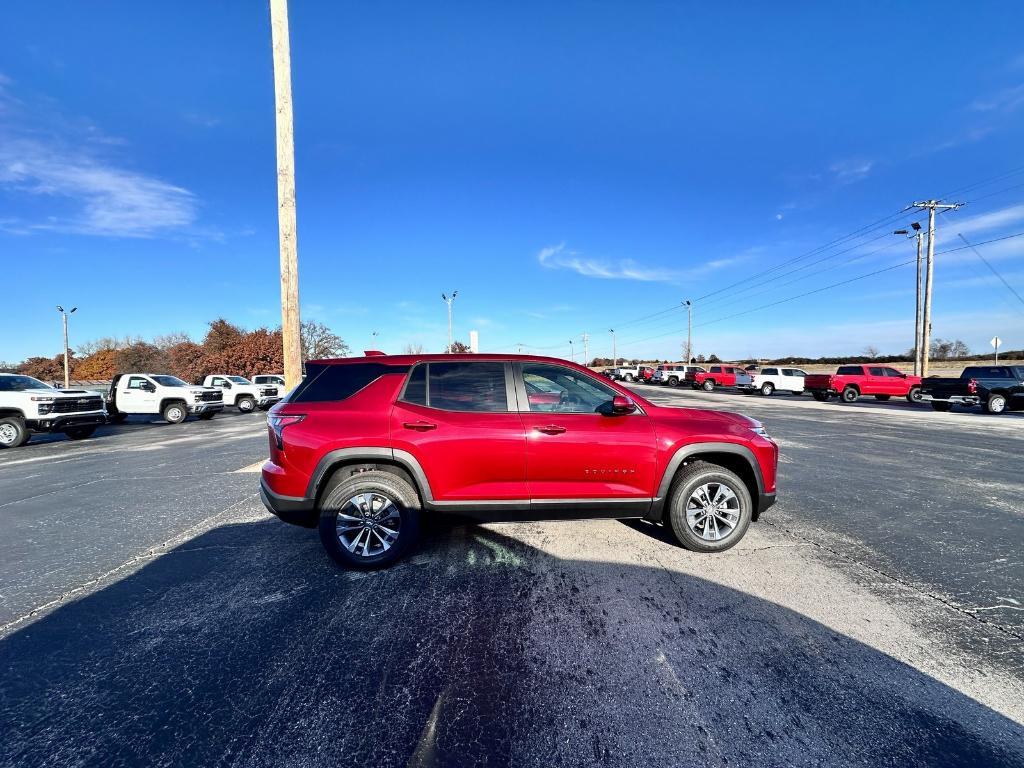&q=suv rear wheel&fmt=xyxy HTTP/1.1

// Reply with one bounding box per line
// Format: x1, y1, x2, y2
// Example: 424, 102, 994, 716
667, 461, 751, 553
318, 470, 421, 569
